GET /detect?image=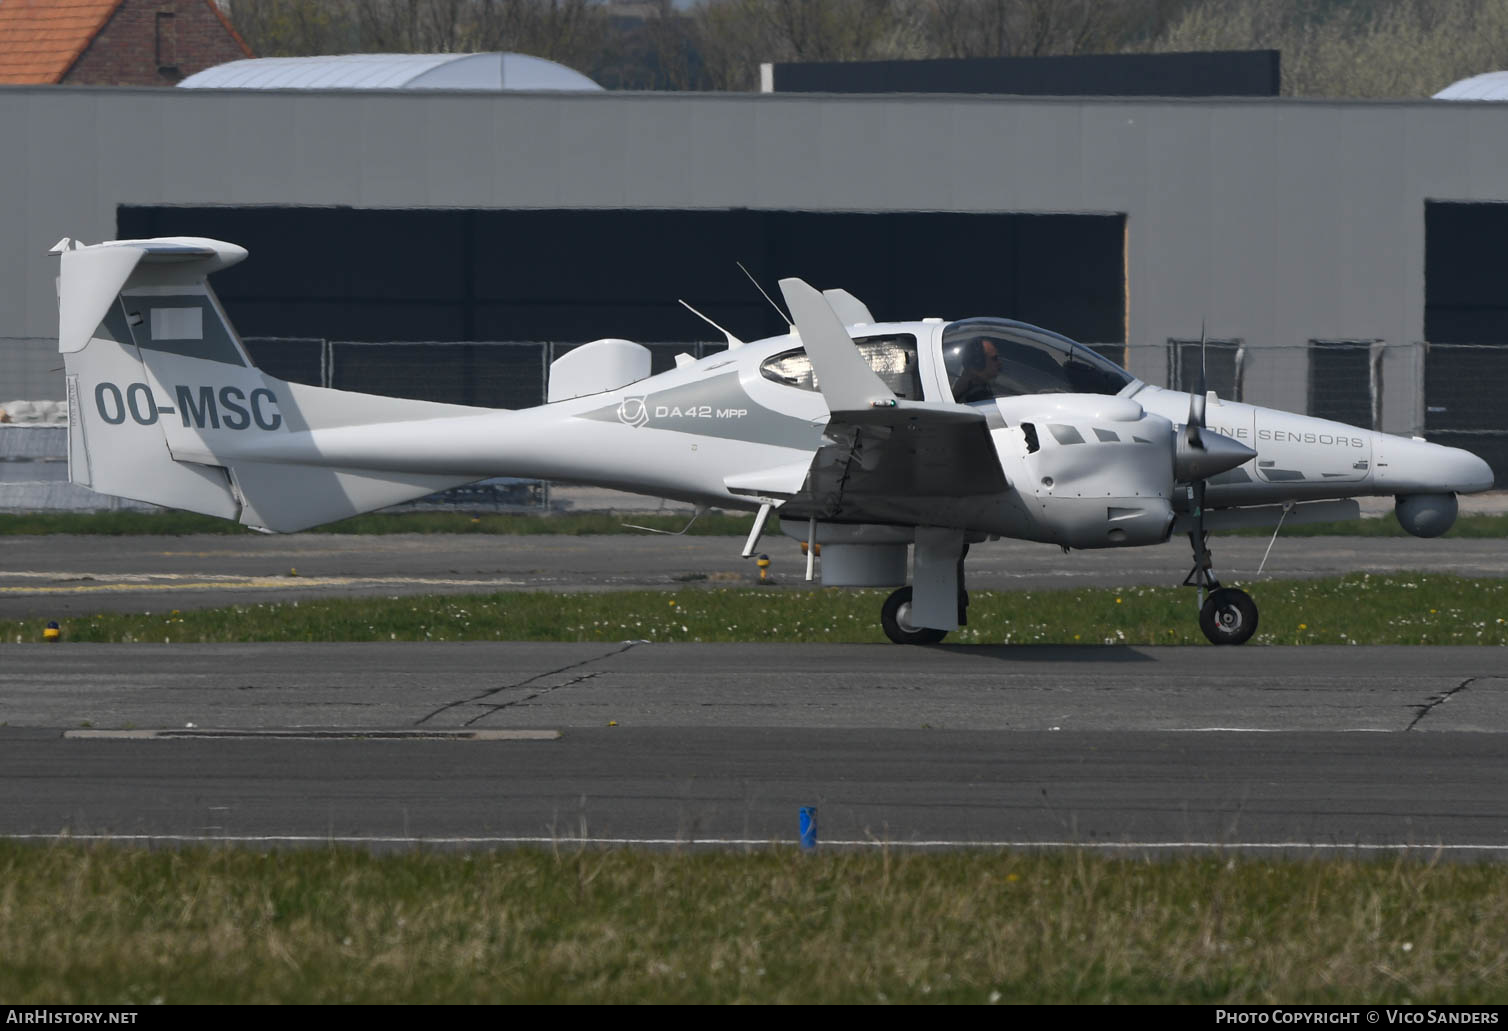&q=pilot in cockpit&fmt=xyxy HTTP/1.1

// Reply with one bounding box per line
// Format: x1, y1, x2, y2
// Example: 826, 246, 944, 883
950, 337, 1001, 404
